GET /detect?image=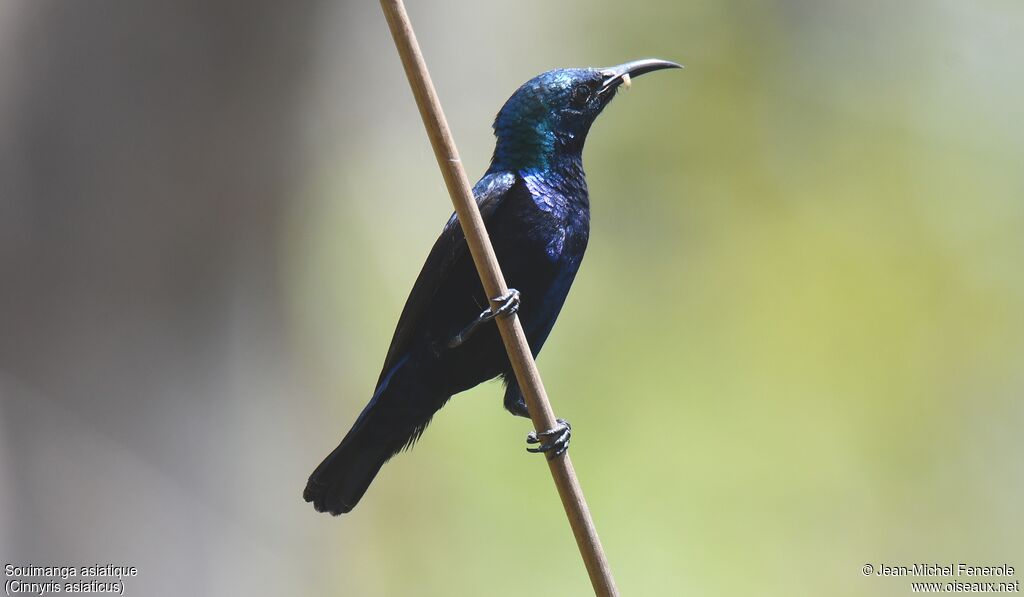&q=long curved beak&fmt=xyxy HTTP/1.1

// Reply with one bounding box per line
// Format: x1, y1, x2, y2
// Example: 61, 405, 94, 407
600, 58, 683, 92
